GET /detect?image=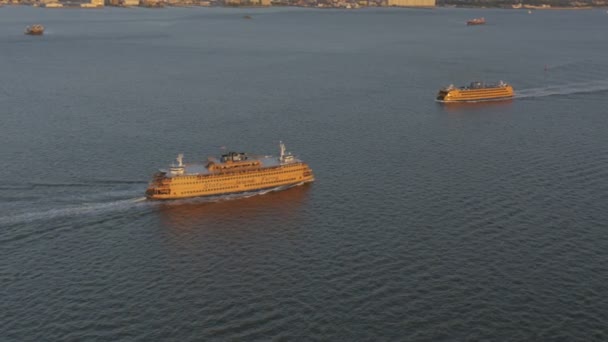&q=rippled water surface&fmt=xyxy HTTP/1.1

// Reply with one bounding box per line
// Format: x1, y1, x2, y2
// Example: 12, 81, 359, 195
2, 6, 608, 341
